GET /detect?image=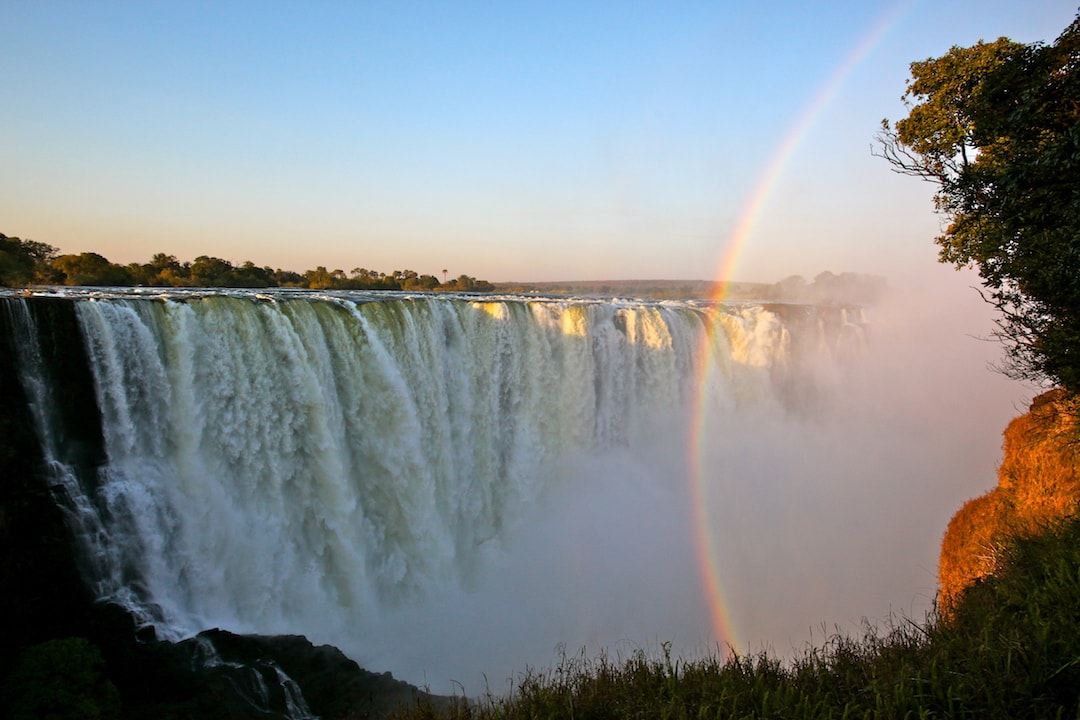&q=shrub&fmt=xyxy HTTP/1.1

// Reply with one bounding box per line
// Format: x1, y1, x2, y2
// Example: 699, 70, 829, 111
4, 637, 121, 720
